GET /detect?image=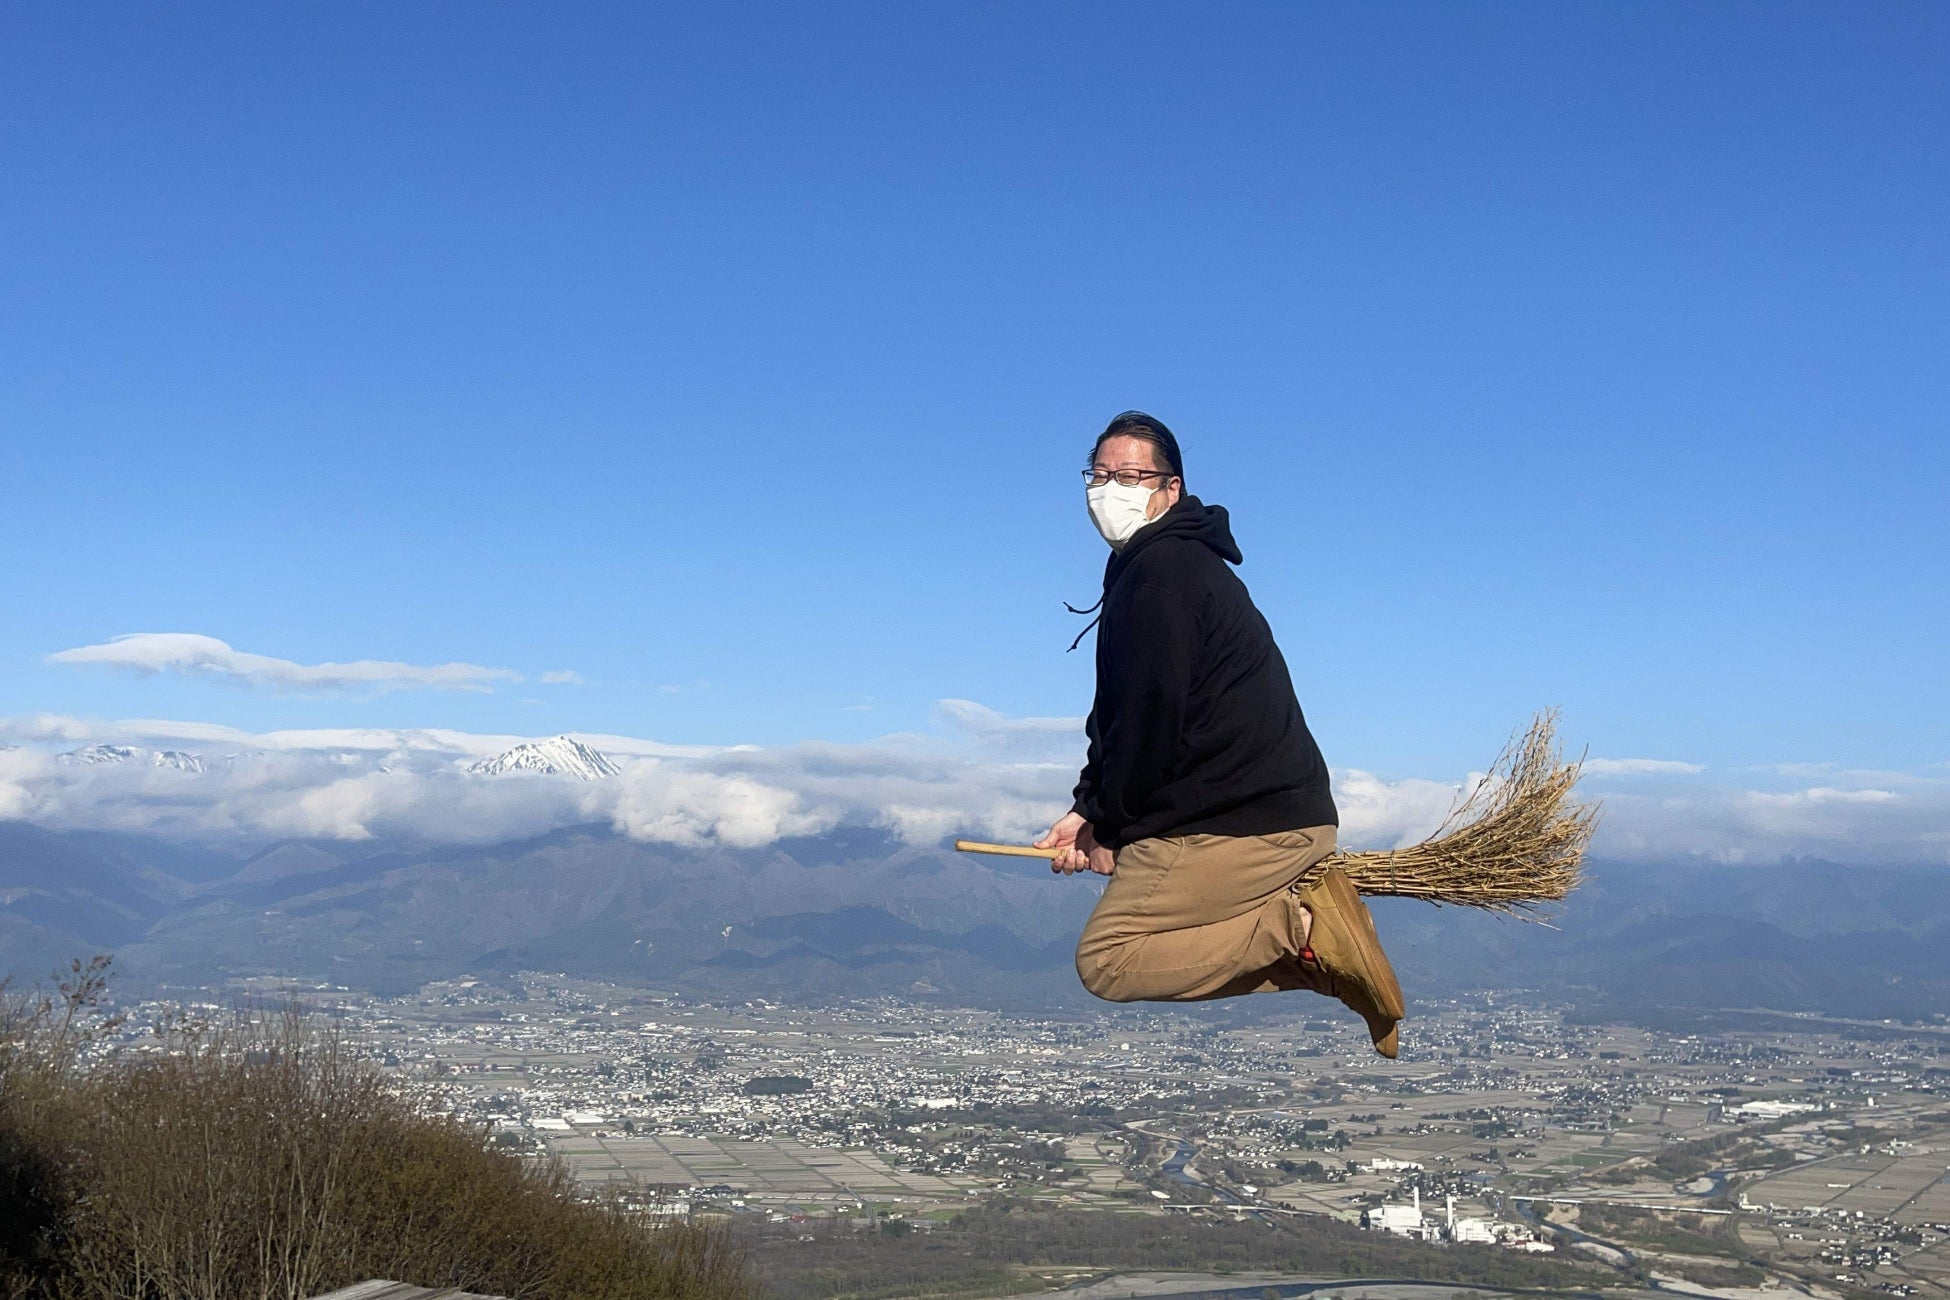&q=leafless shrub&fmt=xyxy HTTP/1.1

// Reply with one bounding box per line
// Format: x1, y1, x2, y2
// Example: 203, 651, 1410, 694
0, 962, 752, 1300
